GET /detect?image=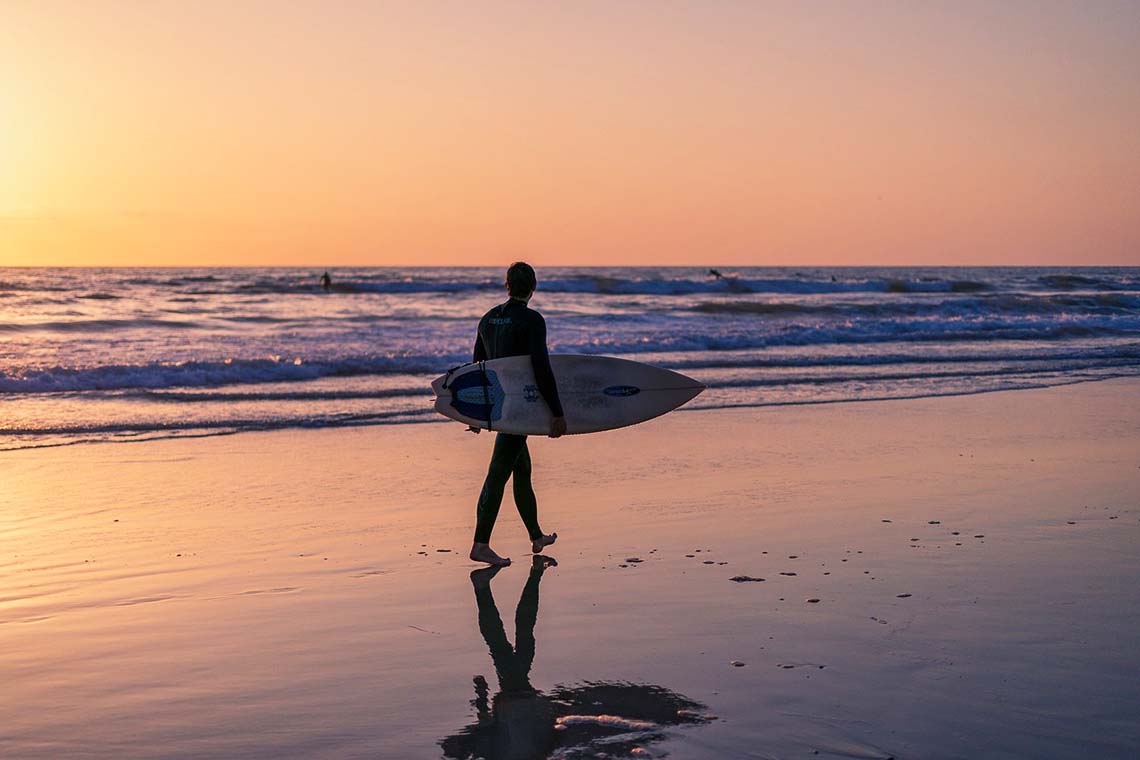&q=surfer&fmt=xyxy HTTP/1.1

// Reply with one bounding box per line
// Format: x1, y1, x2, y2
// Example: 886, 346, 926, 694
320, 271, 332, 291
469, 262, 564, 567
